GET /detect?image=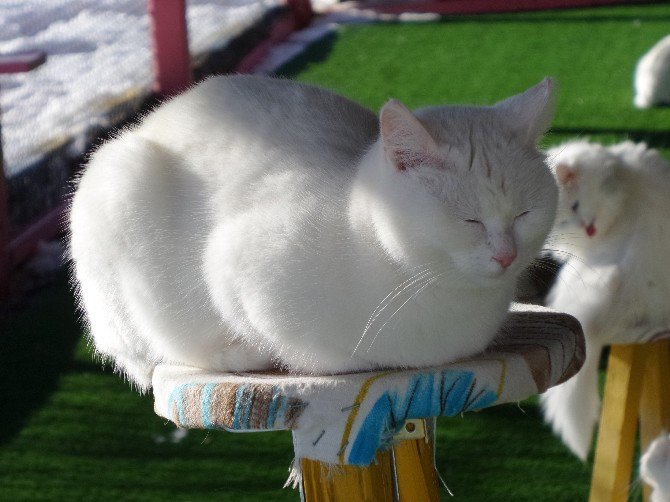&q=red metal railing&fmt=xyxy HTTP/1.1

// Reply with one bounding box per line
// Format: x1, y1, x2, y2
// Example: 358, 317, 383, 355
4, 0, 639, 297
148, 0, 193, 97
0, 51, 47, 299
0, 0, 314, 299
